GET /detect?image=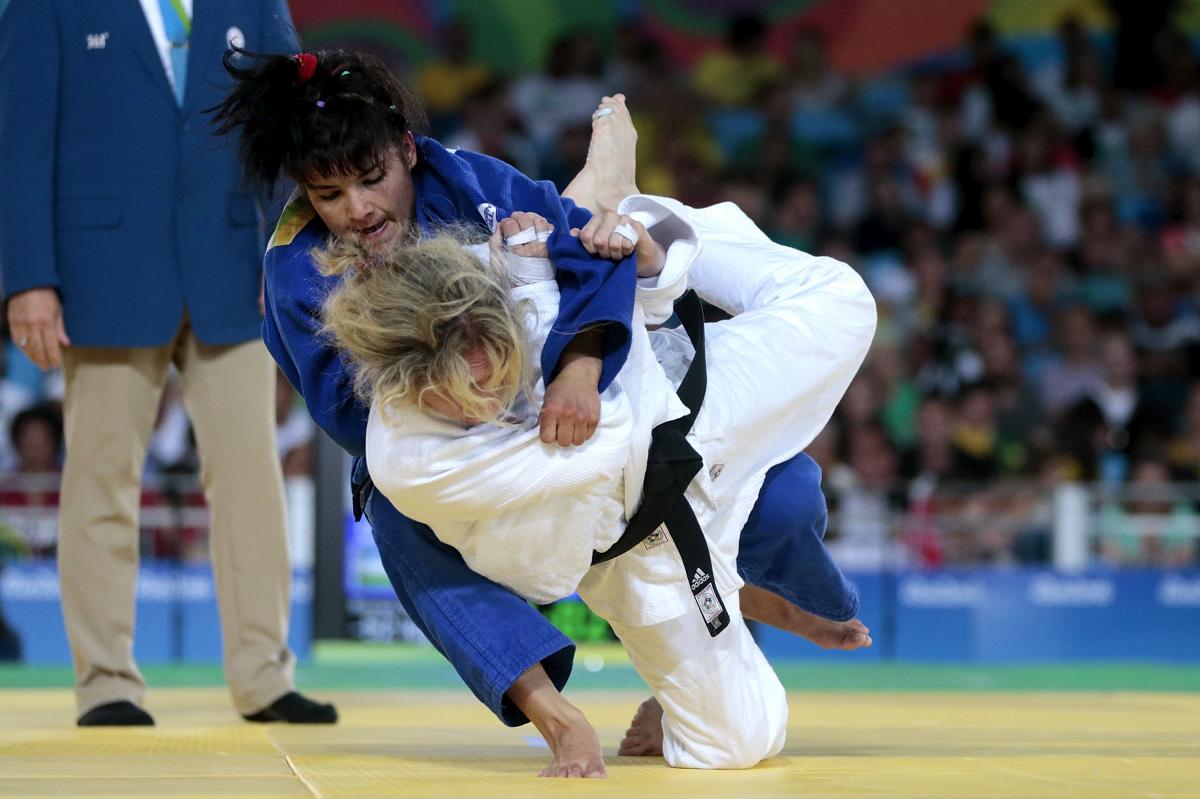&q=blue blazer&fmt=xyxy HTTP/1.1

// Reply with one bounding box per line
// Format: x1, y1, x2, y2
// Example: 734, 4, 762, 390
0, 0, 297, 346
